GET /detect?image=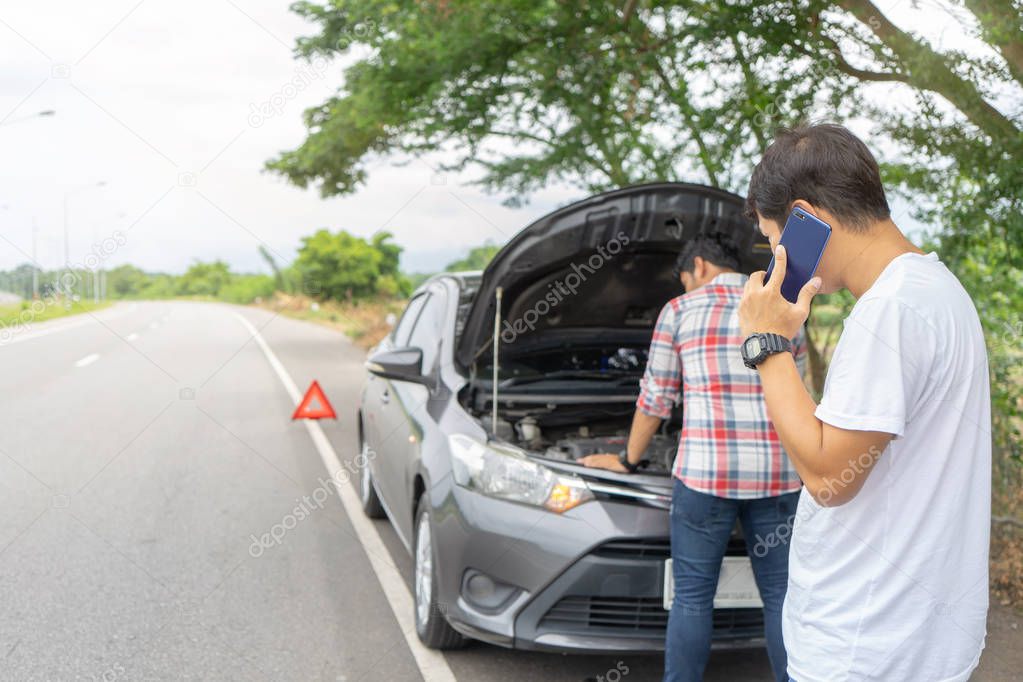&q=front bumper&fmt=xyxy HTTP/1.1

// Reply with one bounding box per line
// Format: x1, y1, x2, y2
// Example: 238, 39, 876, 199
431, 484, 764, 653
